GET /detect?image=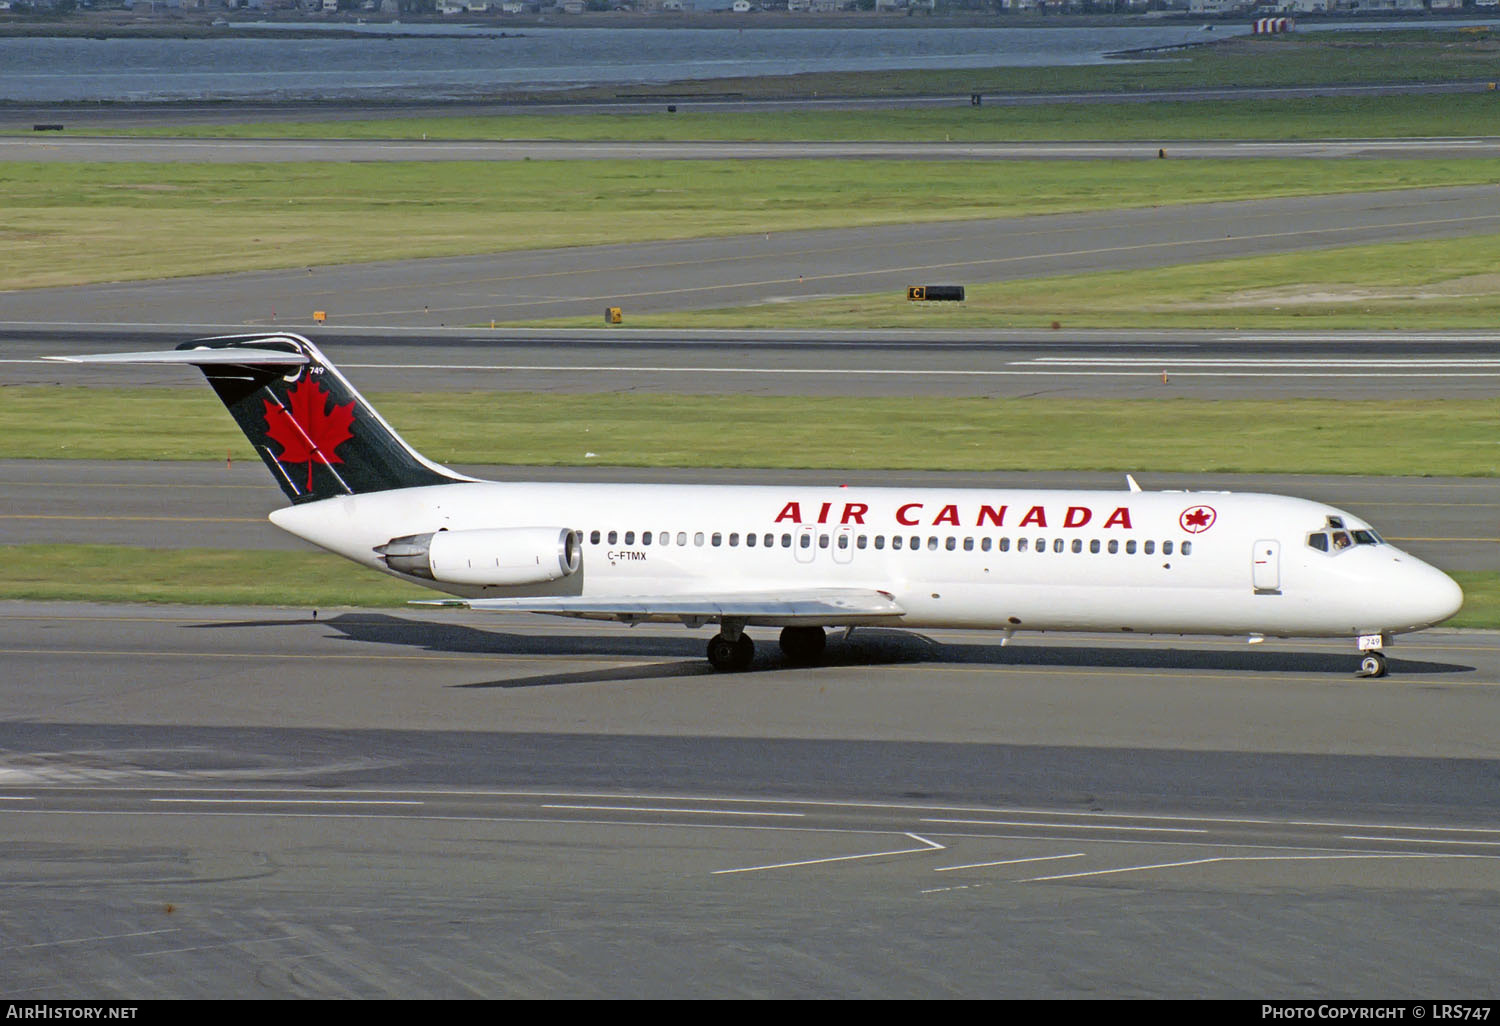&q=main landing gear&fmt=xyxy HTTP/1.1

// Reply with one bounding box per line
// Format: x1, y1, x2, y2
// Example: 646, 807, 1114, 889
706, 621, 754, 672
778, 625, 827, 664
705, 623, 831, 672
